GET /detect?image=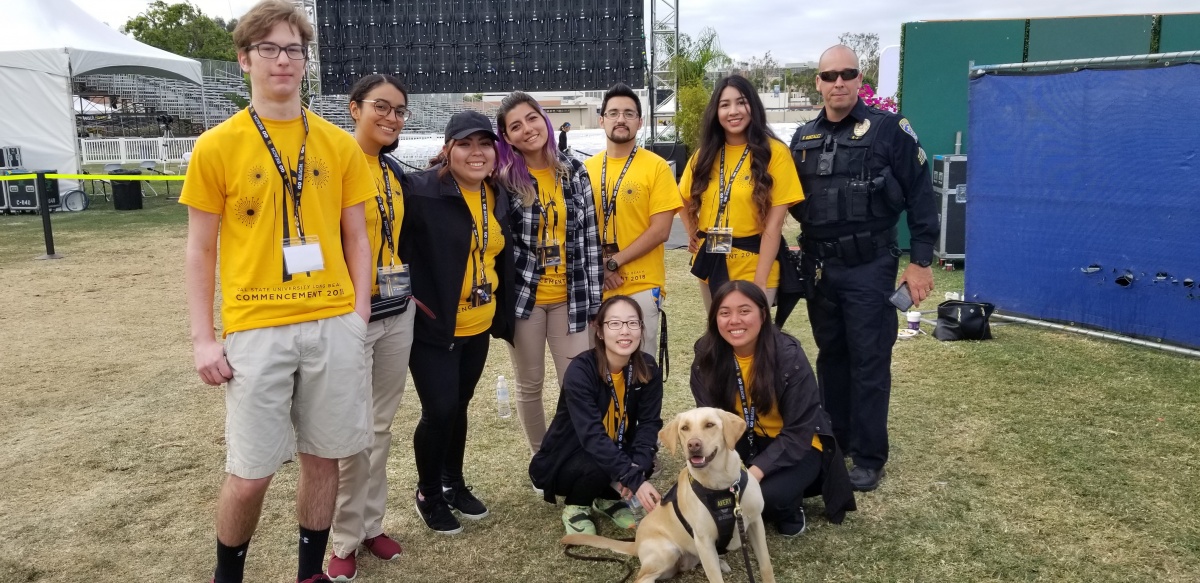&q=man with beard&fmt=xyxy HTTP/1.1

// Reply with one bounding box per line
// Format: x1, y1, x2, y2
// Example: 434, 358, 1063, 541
584, 83, 682, 355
